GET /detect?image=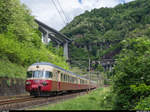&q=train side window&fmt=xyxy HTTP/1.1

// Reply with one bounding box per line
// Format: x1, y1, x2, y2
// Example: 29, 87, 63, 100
66, 75, 67, 82
67, 75, 70, 82
73, 77, 74, 83
64, 74, 66, 81
70, 77, 72, 83
74, 78, 75, 84
71, 77, 72, 83
70, 76, 72, 83
27, 71, 32, 78
75, 78, 77, 84
64, 74, 66, 82
68, 76, 70, 82
61, 73, 63, 81
45, 71, 53, 78
72, 77, 74, 83
62, 74, 64, 81
69, 76, 71, 82
61, 74, 62, 80
63, 74, 65, 81
65, 74, 67, 82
